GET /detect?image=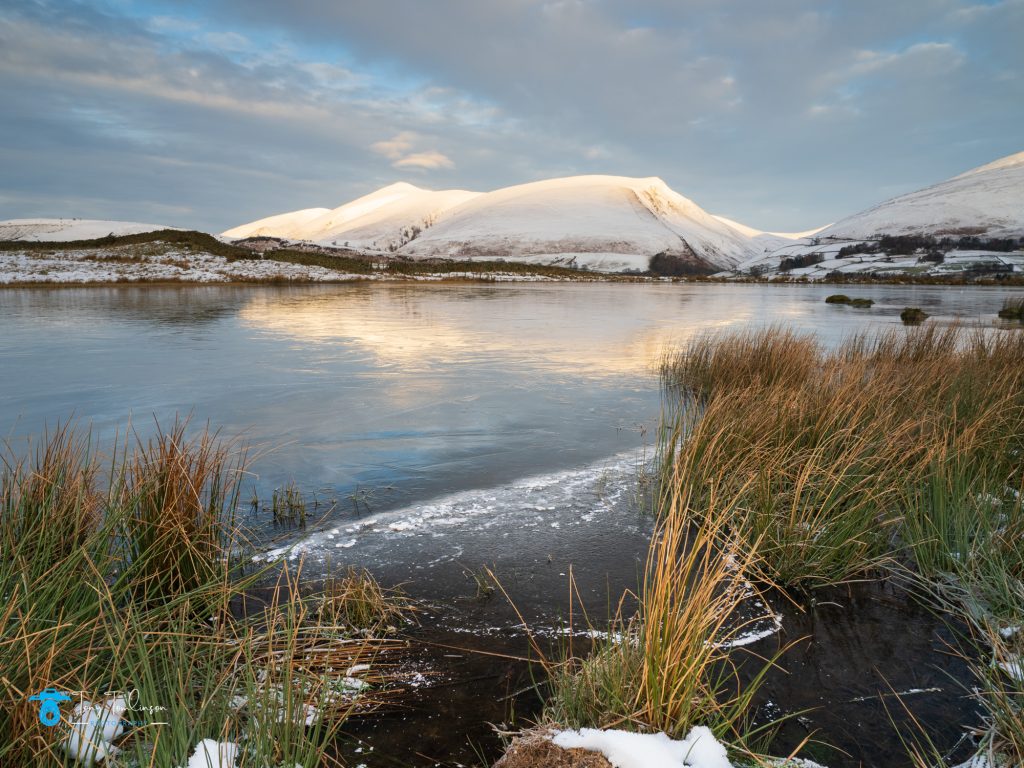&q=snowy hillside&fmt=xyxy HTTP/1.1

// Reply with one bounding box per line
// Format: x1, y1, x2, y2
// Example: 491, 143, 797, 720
400, 176, 758, 272
724, 151, 1024, 279
819, 151, 1024, 240
0, 218, 175, 241
711, 215, 826, 253
220, 207, 330, 239
224, 183, 479, 252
